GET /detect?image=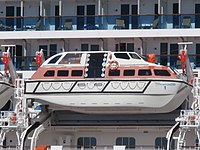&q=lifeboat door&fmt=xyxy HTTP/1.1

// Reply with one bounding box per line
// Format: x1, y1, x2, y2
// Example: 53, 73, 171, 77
86, 53, 107, 78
